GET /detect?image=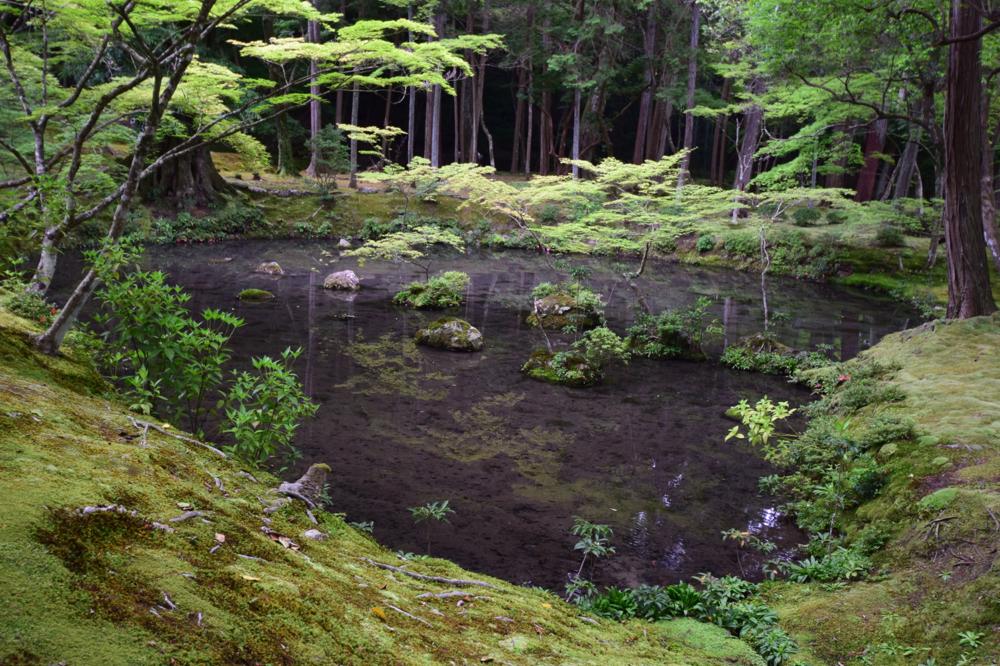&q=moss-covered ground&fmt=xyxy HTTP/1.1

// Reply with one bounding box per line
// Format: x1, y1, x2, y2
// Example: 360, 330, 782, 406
0, 309, 762, 665
761, 315, 1000, 665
